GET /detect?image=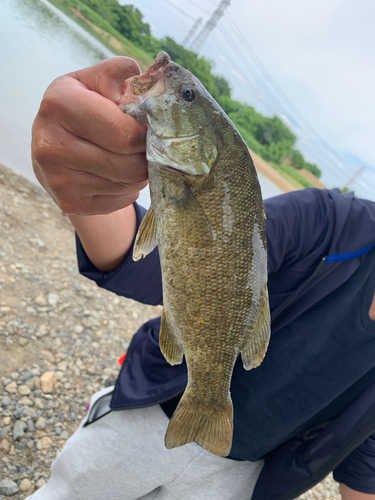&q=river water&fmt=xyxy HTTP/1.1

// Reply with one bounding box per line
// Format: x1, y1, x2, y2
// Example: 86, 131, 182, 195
0, 0, 281, 205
